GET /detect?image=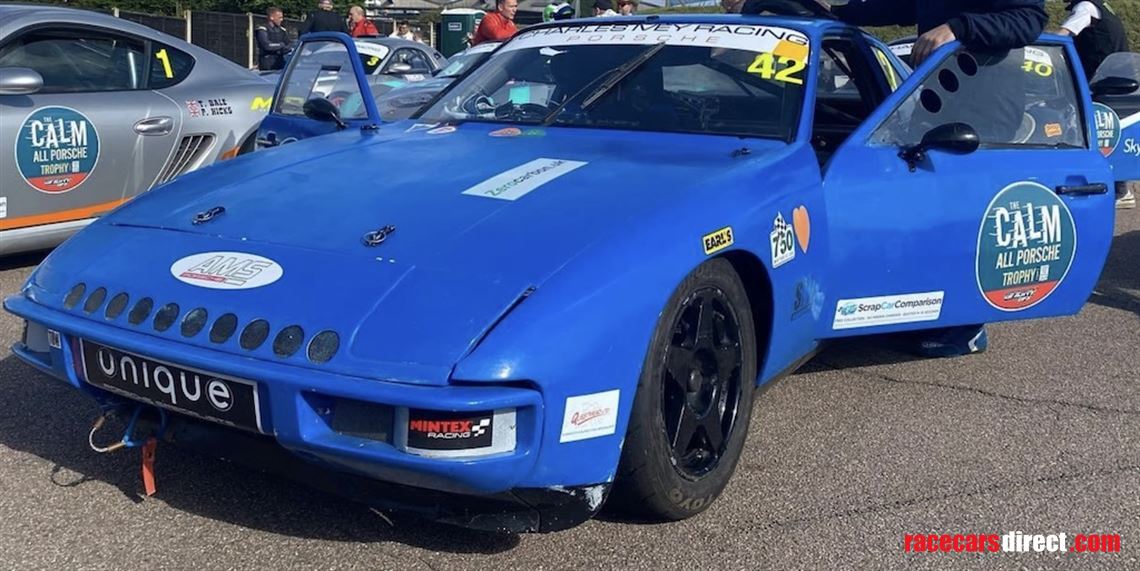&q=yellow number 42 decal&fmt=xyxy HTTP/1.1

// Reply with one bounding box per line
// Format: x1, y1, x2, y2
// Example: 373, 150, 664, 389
748, 52, 806, 85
